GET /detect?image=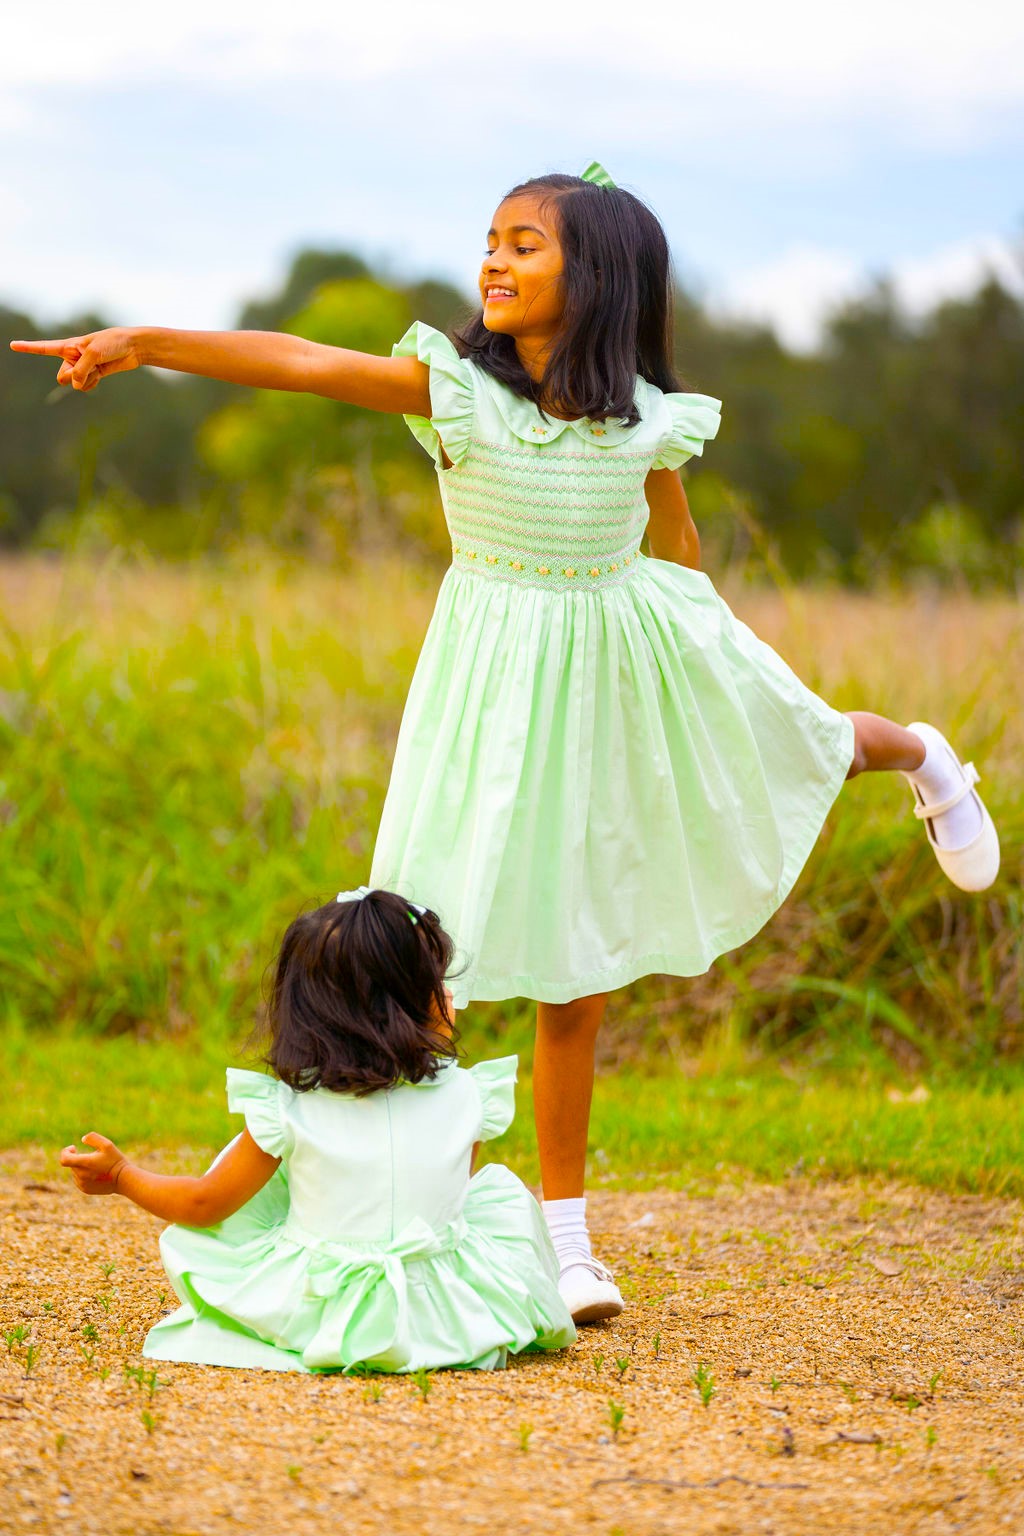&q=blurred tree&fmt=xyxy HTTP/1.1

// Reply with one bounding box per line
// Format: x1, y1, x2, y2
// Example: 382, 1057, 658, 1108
2, 246, 1021, 580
